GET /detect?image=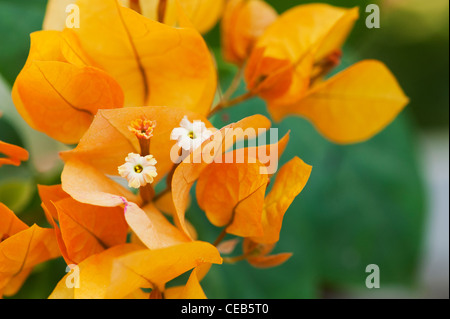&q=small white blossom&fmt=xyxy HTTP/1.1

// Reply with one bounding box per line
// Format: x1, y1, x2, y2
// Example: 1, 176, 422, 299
118, 153, 157, 189
170, 116, 213, 152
